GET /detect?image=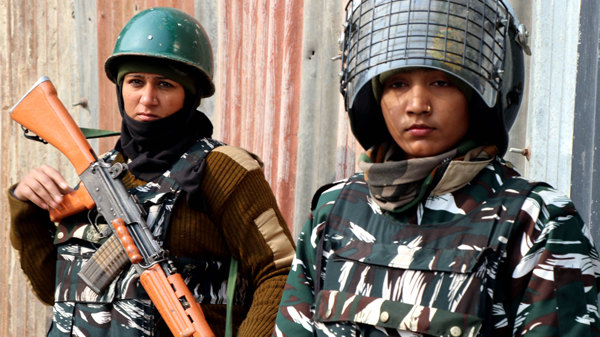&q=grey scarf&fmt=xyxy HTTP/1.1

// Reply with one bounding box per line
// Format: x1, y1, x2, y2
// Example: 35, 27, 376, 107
358, 142, 496, 212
